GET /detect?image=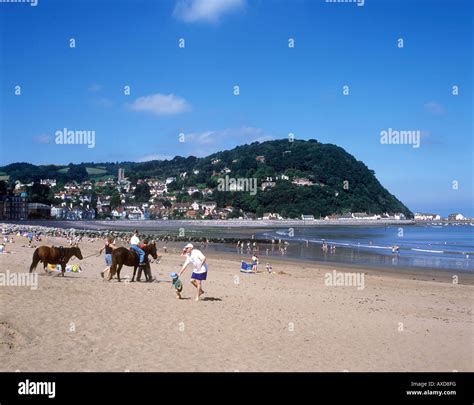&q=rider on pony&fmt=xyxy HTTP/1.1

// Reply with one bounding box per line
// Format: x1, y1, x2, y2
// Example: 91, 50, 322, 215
130, 230, 146, 266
